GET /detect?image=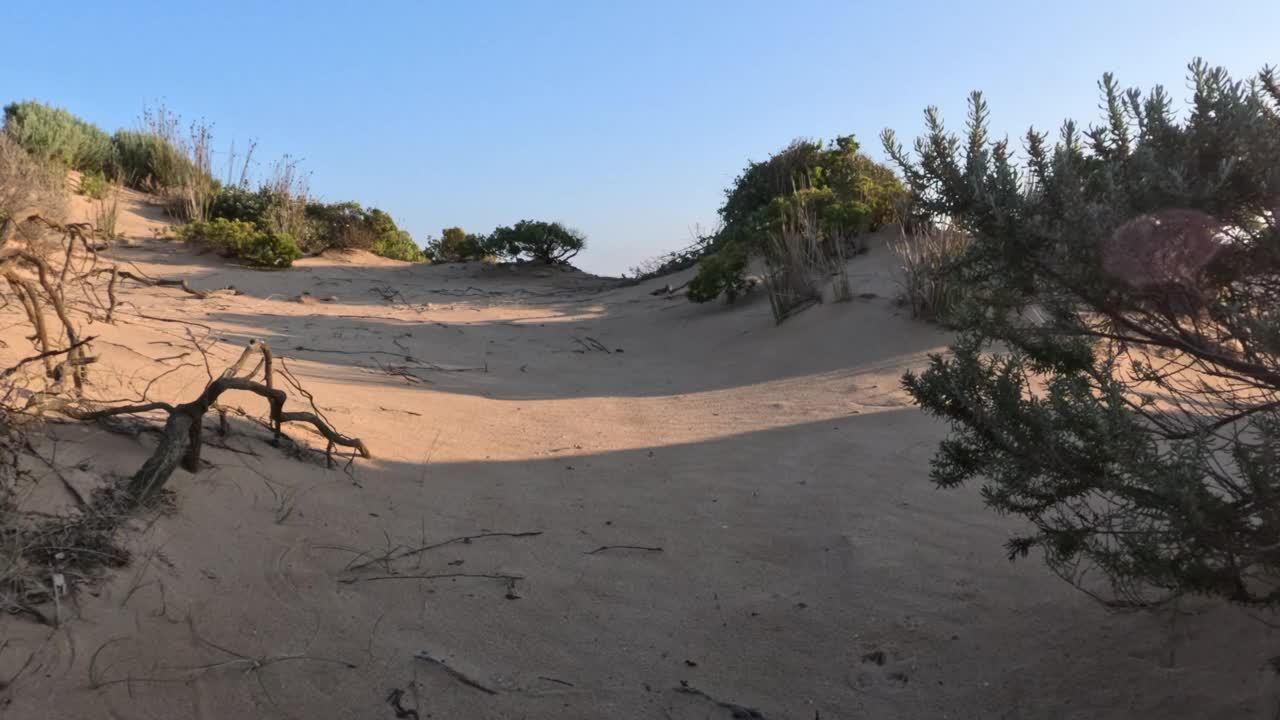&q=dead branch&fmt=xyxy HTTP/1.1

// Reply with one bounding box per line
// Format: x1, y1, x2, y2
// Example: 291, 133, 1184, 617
584, 545, 664, 555
650, 280, 690, 296
88, 631, 357, 690
674, 684, 768, 719
337, 572, 523, 586
345, 531, 543, 572
1, 336, 96, 379
413, 651, 499, 695
93, 266, 239, 303
378, 406, 423, 416
386, 688, 421, 719
573, 336, 611, 354
104, 267, 118, 322
22, 439, 89, 509
118, 310, 215, 332
51, 340, 370, 504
